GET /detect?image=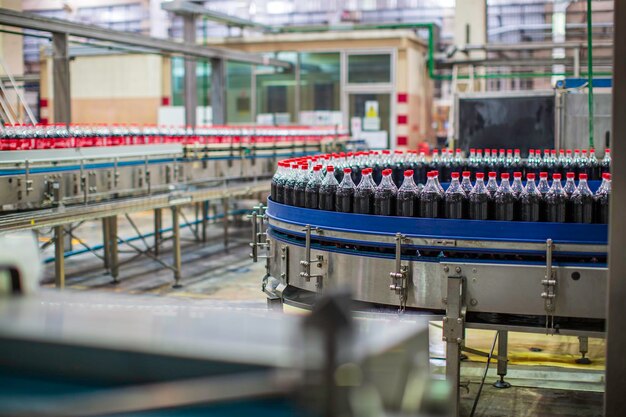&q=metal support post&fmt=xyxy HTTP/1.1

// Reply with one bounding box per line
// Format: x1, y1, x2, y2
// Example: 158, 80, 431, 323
493, 330, 511, 388
211, 57, 226, 124
201, 200, 209, 243
576, 336, 592, 365
182, 14, 197, 127
443, 269, 465, 417
109, 216, 119, 284
605, 3, 626, 415
54, 225, 65, 289
102, 217, 110, 271
222, 198, 229, 250
154, 208, 162, 257
172, 205, 183, 288
52, 32, 71, 124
